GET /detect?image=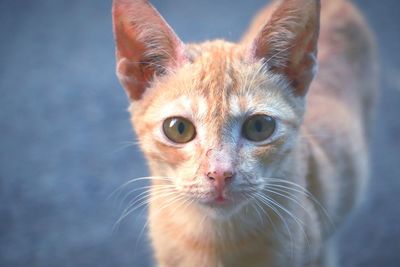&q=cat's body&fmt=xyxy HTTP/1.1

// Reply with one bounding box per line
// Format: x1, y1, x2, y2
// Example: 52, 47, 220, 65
112, 0, 378, 266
